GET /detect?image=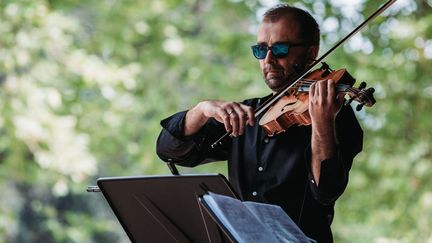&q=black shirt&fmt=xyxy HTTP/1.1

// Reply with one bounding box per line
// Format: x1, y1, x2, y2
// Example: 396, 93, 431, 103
156, 96, 363, 243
